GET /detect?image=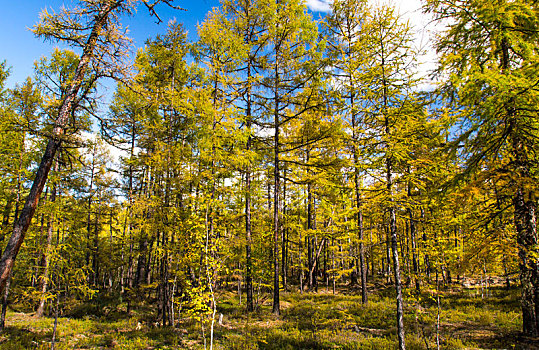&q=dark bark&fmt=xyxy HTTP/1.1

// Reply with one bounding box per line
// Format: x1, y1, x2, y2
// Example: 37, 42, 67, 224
501, 21, 539, 330
298, 211, 304, 293
244, 51, 254, 313
135, 237, 149, 286
86, 145, 96, 277
282, 169, 287, 291
36, 215, 54, 317
421, 206, 430, 281
0, 139, 60, 293
307, 154, 315, 291
307, 238, 326, 286
92, 199, 100, 286
331, 238, 336, 294
0, 272, 12, 331
272, 70, 281, 315
408, 202, 419, 293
